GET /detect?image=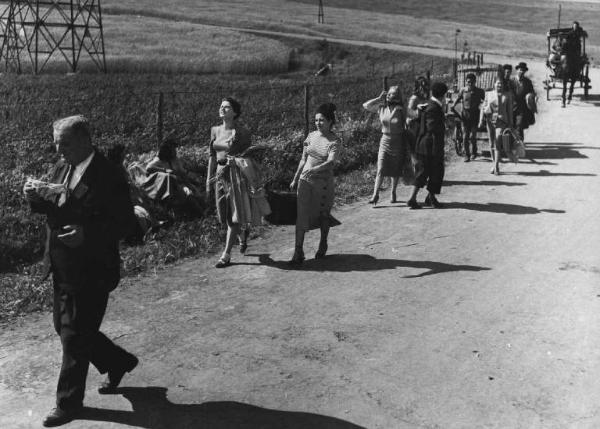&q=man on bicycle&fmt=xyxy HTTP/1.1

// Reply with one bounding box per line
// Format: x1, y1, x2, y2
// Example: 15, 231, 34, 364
451, 73, 485, 162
